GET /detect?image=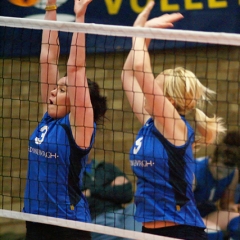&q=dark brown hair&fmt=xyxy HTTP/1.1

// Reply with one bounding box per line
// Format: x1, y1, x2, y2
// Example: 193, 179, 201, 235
64, 74, 107, 123
87, 78, 107, 123
212, 131, 240, 167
